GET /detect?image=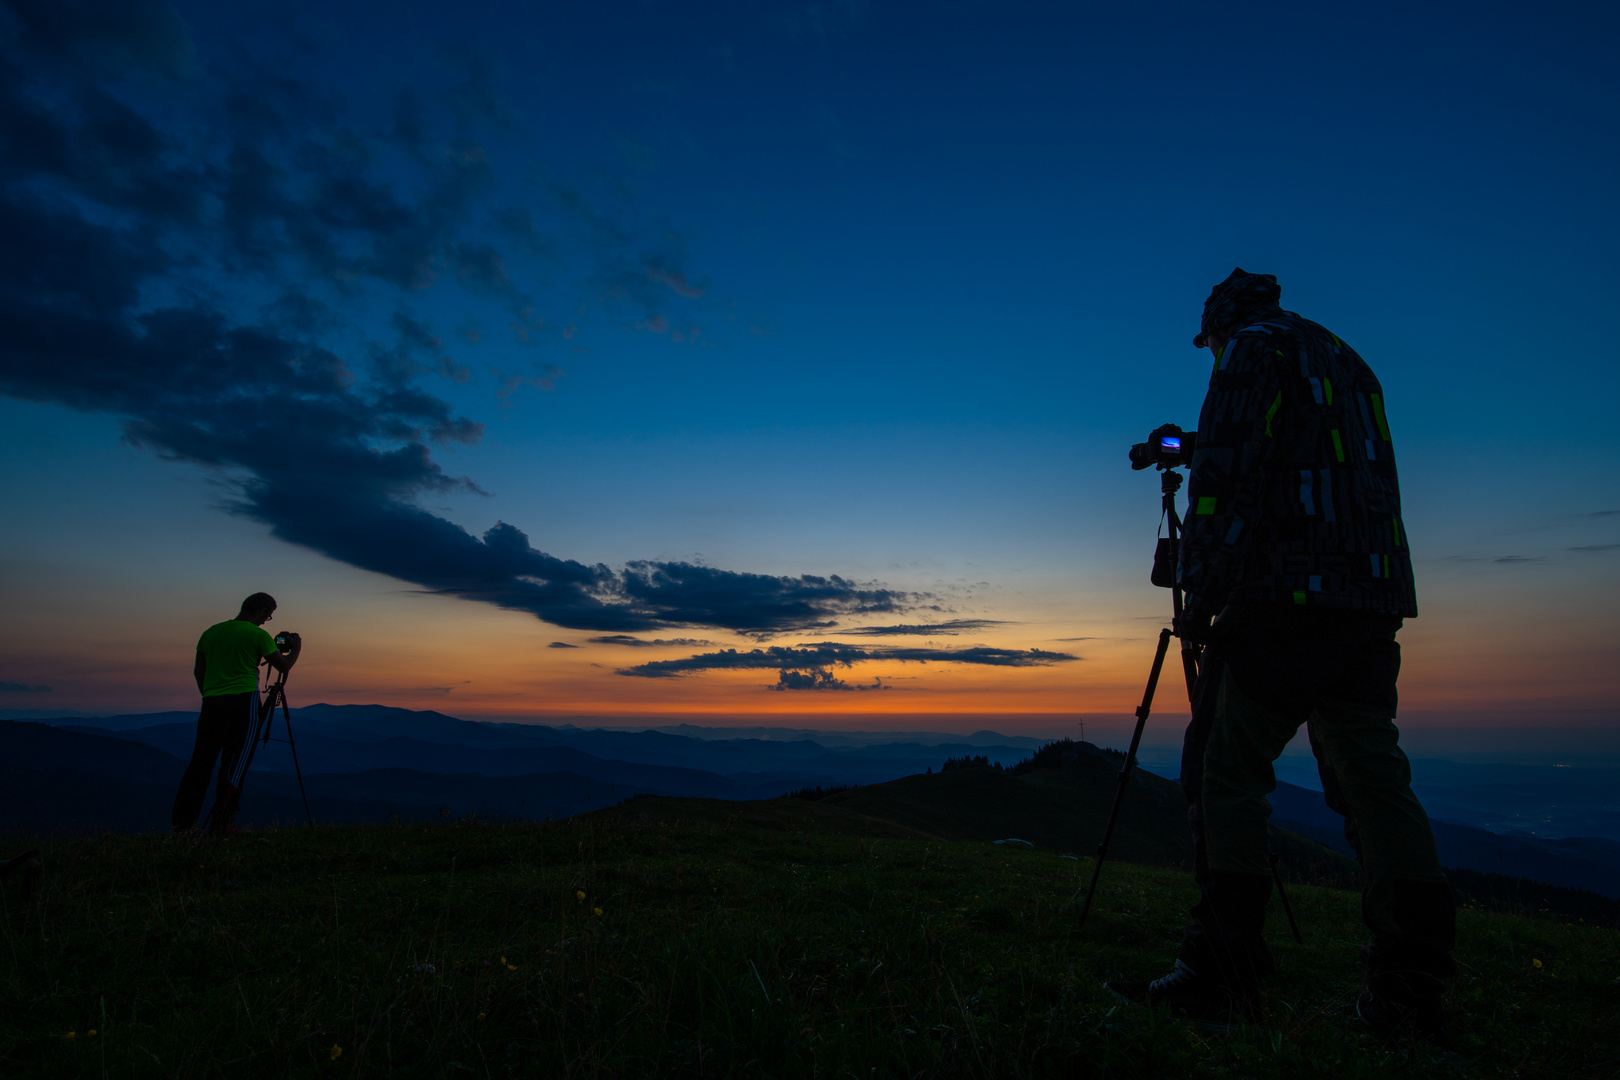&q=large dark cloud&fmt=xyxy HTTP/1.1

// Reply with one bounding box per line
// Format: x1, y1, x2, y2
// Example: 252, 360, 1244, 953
0, 2, 916, 635
618, 643, 1080, 680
